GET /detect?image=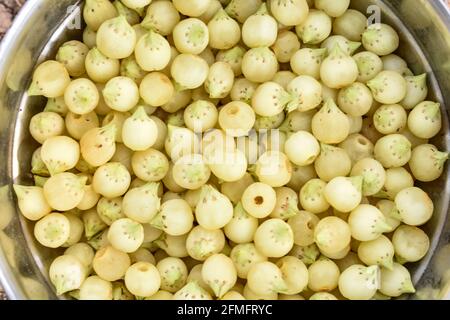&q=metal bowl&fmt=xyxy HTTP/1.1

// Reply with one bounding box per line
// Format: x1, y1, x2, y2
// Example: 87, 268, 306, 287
0, 0, 450, 300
